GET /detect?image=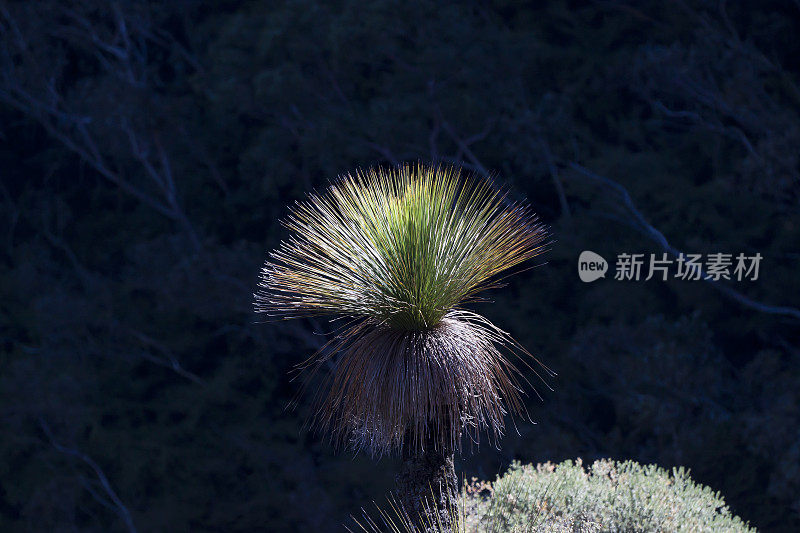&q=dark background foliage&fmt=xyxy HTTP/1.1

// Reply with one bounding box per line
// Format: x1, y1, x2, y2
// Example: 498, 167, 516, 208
1, 1, 799, 531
